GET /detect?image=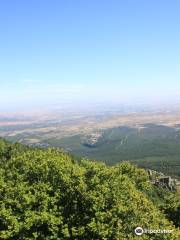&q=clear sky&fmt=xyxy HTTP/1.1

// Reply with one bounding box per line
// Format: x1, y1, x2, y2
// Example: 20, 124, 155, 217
0, 0, 180, 110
